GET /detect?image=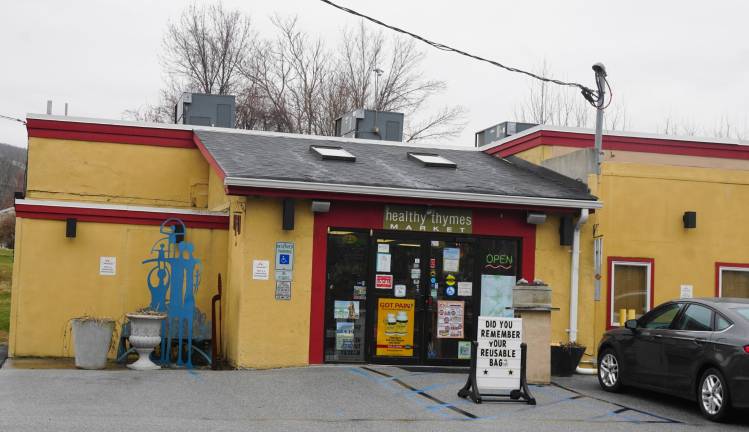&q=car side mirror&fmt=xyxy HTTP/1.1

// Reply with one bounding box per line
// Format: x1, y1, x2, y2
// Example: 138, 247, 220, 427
624, 319, 638, 330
